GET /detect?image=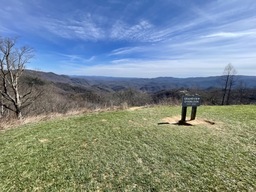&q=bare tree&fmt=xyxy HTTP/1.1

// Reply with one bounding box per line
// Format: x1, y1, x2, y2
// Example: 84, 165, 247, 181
0, 37, 34, 119
221, 63, 237, 105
